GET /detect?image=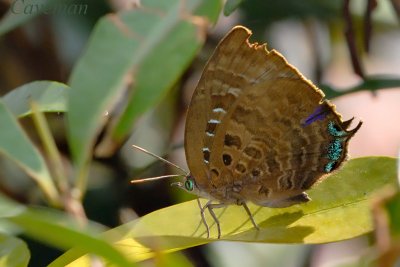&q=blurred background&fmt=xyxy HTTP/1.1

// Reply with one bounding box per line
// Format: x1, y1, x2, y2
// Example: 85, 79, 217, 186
0, 0, 399, 266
